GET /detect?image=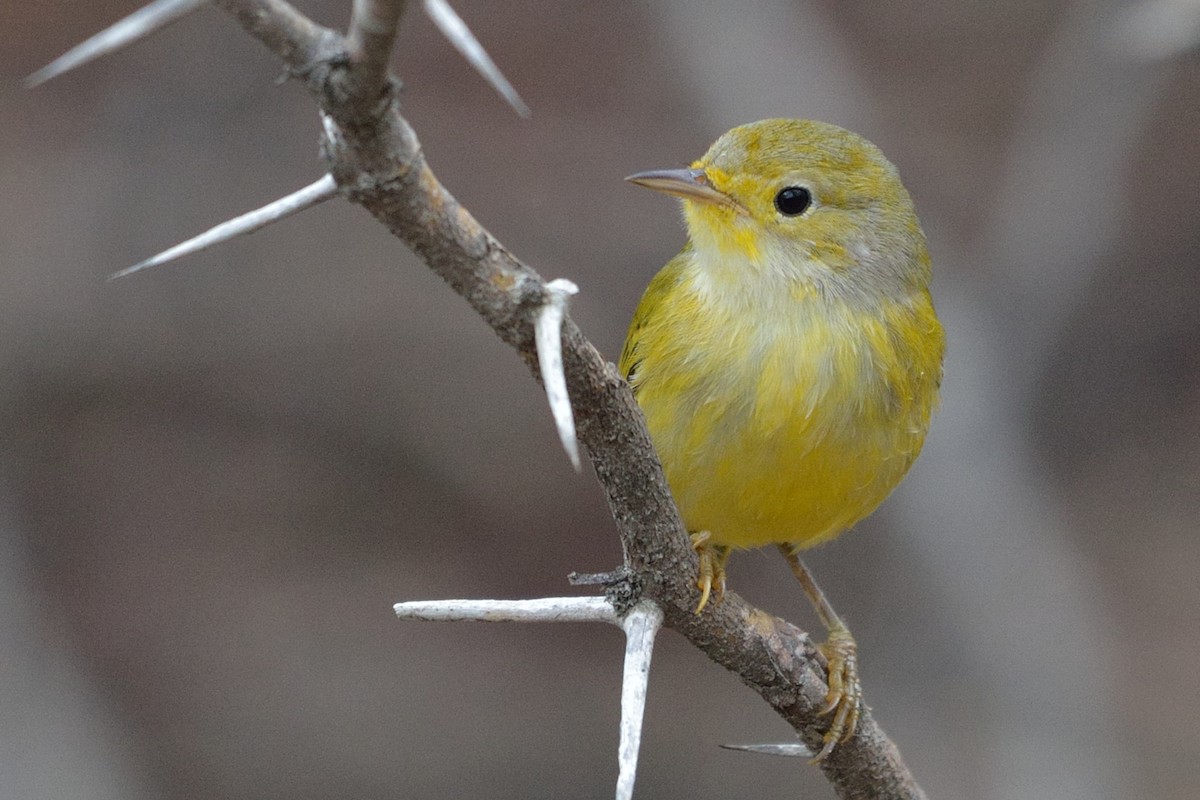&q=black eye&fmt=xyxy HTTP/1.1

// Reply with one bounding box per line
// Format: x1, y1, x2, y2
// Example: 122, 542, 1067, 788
774, 186, 812, 216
